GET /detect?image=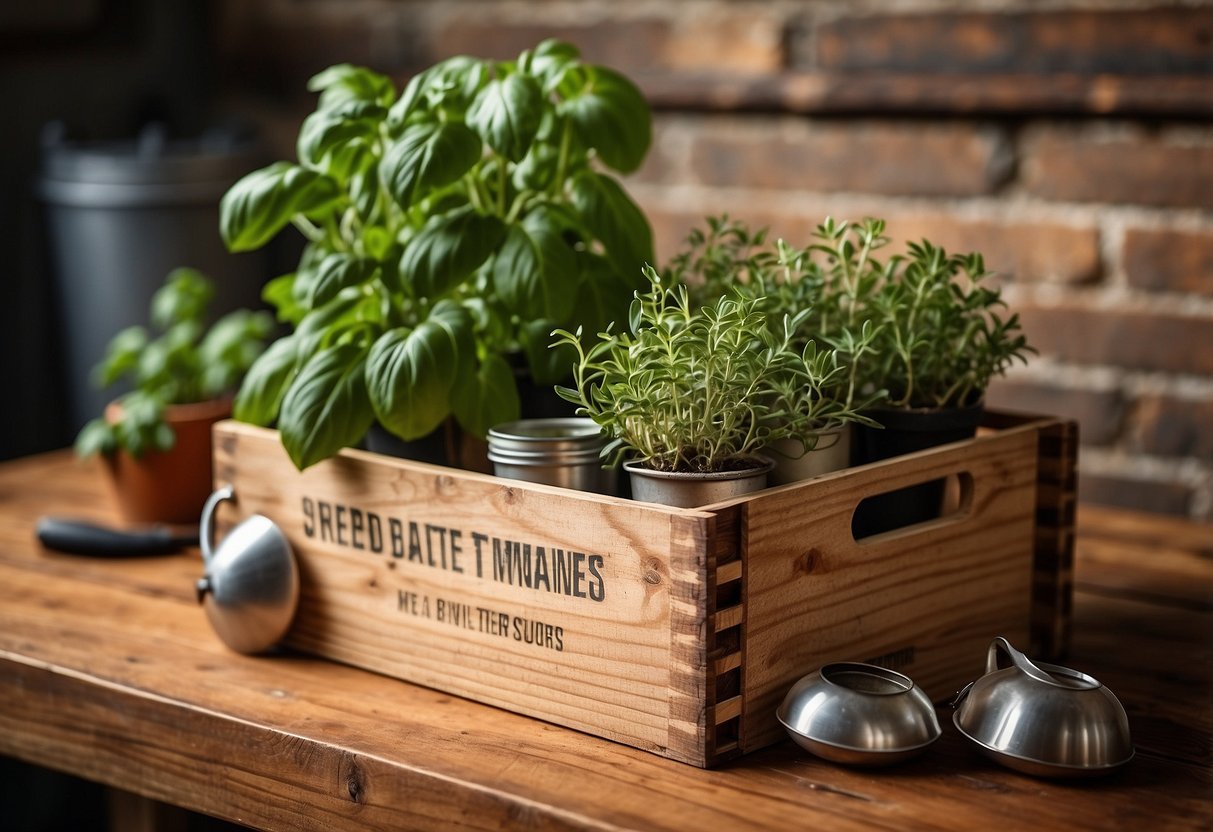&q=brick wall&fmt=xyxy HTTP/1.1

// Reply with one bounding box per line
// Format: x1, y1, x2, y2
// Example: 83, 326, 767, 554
214, 0, 1213, 521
